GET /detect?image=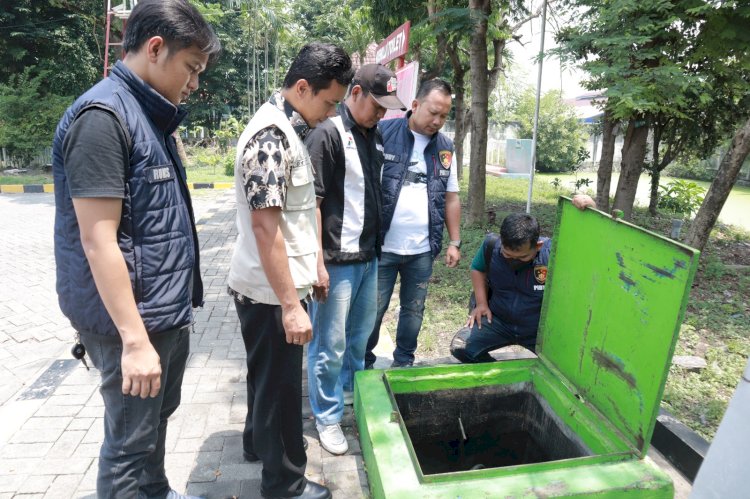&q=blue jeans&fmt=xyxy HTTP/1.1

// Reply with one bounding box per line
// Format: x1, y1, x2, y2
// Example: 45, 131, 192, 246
307, 259, 378, 425
365, 251, 434, 366
80, 327, 189, 499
